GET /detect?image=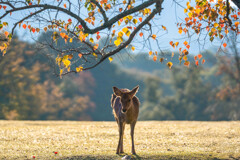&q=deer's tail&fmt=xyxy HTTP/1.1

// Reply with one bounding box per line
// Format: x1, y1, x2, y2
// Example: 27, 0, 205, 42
111, 94, 116, 108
